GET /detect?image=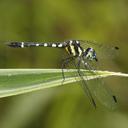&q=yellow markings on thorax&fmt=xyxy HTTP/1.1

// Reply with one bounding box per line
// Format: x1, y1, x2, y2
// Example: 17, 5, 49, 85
65, 45, 76, 56
70, 45, 76, 56
65, 47, 70, 54
78, 47, 82, 56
